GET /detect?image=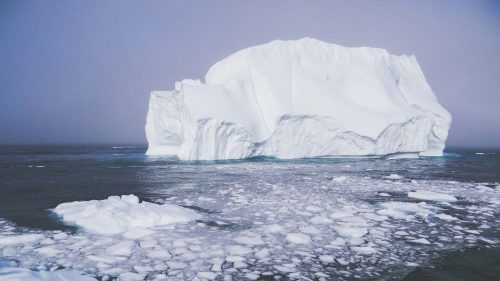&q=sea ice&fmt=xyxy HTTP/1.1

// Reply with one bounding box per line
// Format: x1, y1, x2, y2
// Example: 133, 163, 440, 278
262, 224, 285, 233
0, 233, 44, 246
227, 245, 252, 255
408, 238, 431, 245
118, 272, 147, 281
333, 226, 368, 238
332, 176, 347, 182
53, 195, 201, 236
384, 174, 404, 180
378, 193, 391, 197
434, 213, 457, 221
286, 233, 311, 244
408, 190, 457, 202
1, 161, 498, 280
197, 272, 218, 280
352, 246, 377, 255
318, 255, 335, 263
0, 267, 96, 281
378, 201, 433, 220
234, 235, 264, 245
106, 240, 135, 256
